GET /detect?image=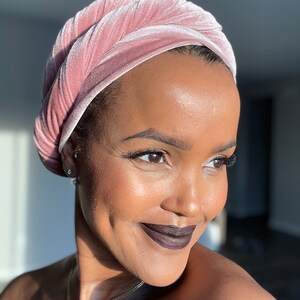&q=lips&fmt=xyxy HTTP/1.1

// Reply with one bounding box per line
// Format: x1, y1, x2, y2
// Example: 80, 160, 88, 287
140, 223, 196, 250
